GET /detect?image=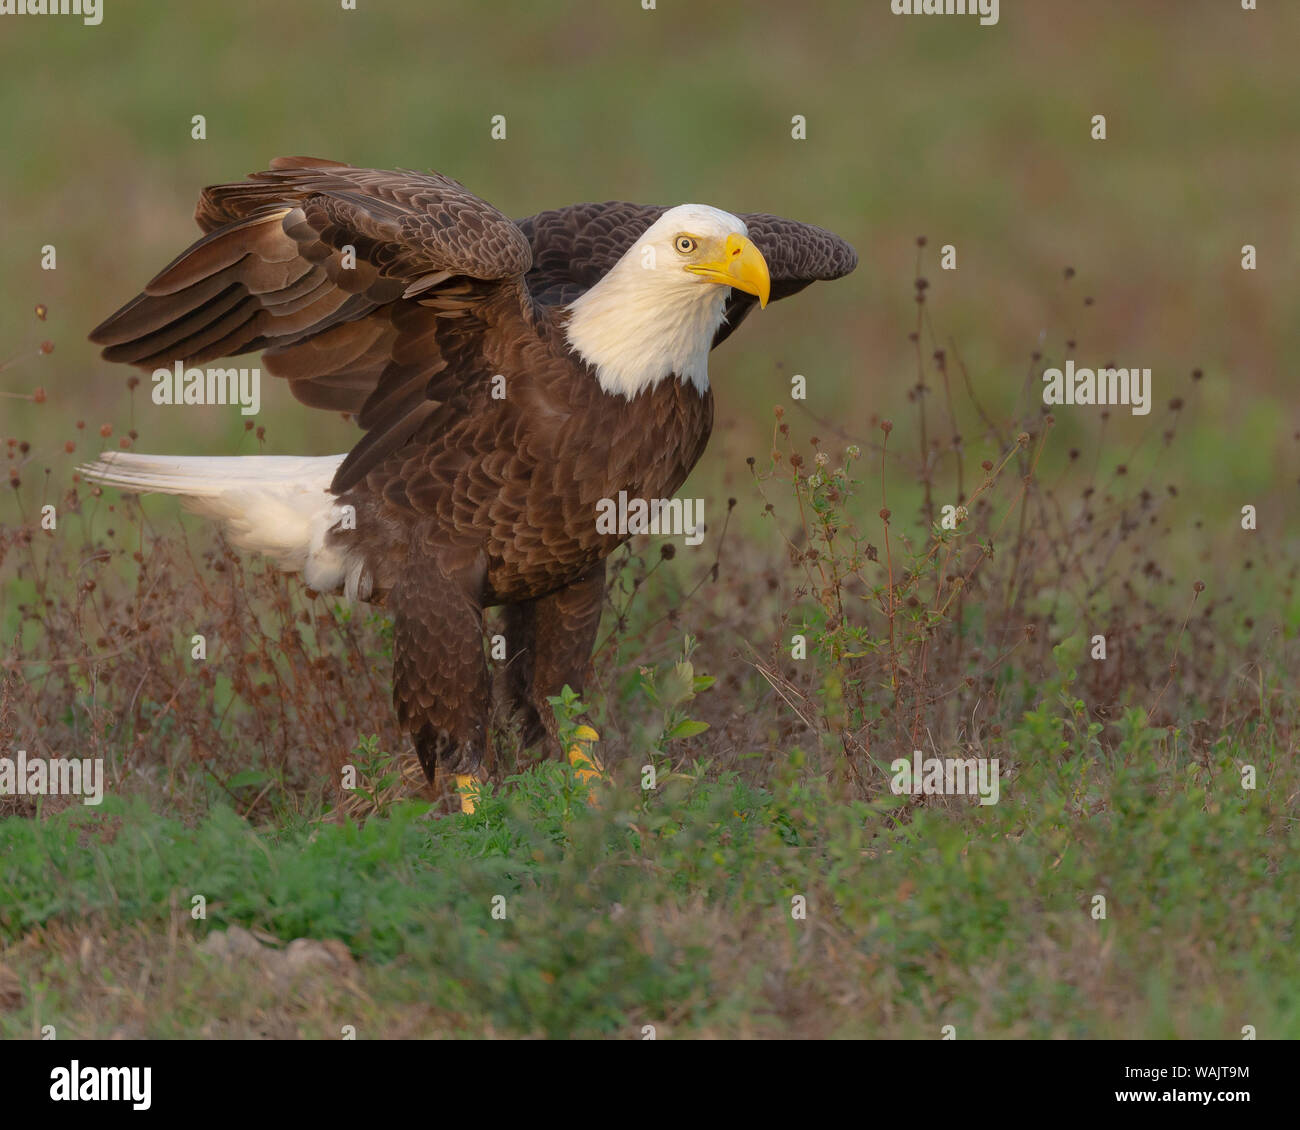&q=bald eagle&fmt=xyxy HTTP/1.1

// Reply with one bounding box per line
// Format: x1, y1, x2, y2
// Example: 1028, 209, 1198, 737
83, 158, 856, 809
